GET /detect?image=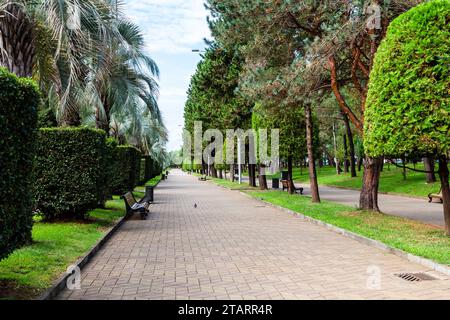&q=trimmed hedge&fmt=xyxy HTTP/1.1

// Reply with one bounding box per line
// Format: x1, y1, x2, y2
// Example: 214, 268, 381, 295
0, 68, 40, 260
99, 137, 119, 206
365, 0, 450, 157
139, 158, 146, 185
111, 145, 142, 195
144, 156, 154, 180
34, 127, 107, 220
